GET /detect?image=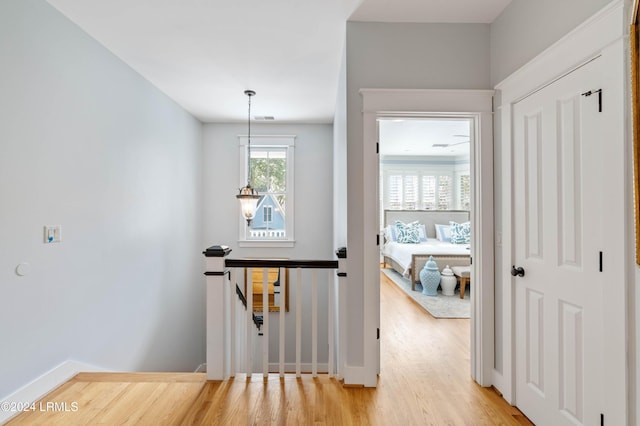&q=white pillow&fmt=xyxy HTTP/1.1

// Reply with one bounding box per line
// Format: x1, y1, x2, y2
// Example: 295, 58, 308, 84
434, 224, 451, 242
385, 225, 397, 242
386, 223, 427, 242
